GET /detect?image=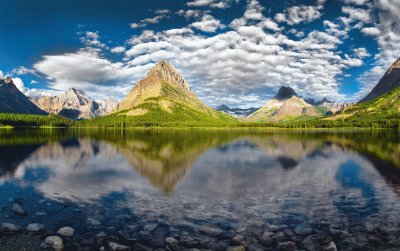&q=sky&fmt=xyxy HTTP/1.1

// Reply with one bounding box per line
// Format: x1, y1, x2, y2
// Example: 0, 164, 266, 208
0, 0, 399, 108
